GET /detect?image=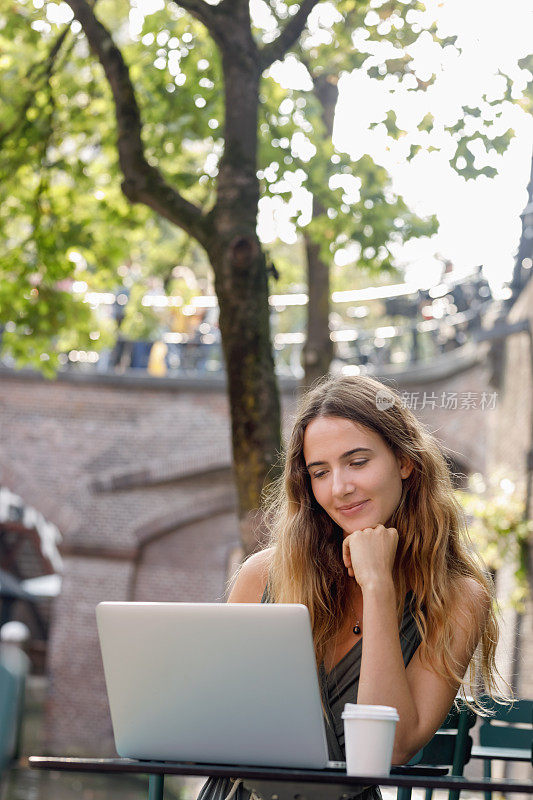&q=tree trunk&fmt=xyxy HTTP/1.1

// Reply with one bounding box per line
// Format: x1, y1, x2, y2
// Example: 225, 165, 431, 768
207, 44, 281, 556
302, 75, 339, 388
210, 239, 281, 555
302, 200, 334, 388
